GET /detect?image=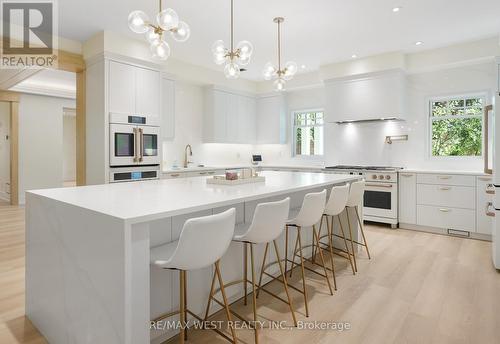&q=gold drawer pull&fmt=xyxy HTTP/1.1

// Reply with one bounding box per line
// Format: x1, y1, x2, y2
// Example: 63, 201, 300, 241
486, 184, 495, 195
439, 186, 452, 191
438, 176, 452, 180
439, 208, 451, 213
170, 173, 180, 177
